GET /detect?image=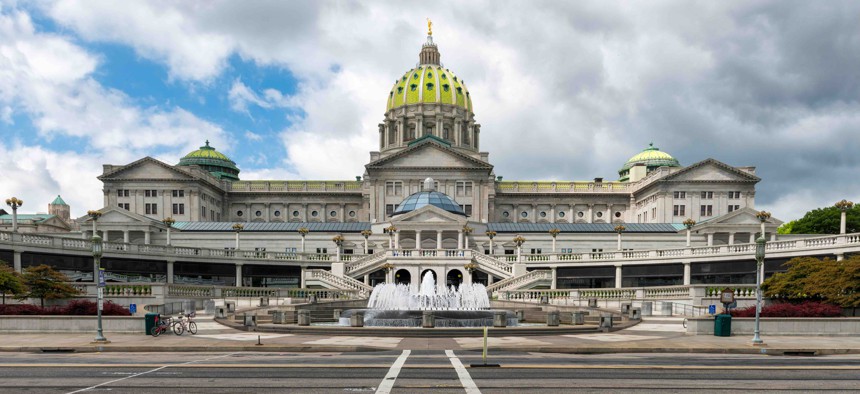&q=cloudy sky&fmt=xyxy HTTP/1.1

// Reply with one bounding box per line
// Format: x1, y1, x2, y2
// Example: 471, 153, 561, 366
1, 1, 859, 220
